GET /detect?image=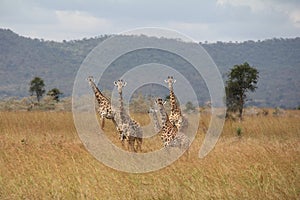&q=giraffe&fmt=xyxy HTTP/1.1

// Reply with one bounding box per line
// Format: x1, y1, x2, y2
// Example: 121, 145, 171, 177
155, 98, 177, 147
155, 98, 190, 153
114, 79, 143, 152
164, 76, 188, 132
87, 76, 117, 130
